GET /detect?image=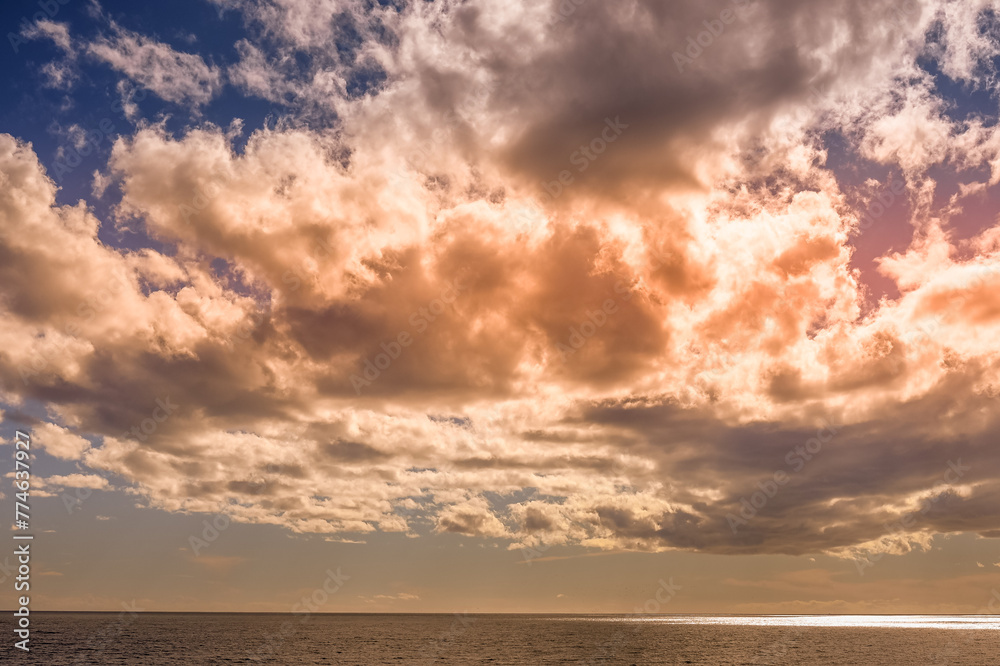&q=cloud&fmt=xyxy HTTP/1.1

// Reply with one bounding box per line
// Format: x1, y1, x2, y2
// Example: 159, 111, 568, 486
20, 20, 78, 88
86, 25, 223, 107
22, 19, 73, 52
372, 592, 420, 601
189, 555, 247, 573
33, 422, 92, 460
217, 0, 393, 112
2, 0, 1000, 562
435, 497, 510, 539
37, 474, 110, 490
